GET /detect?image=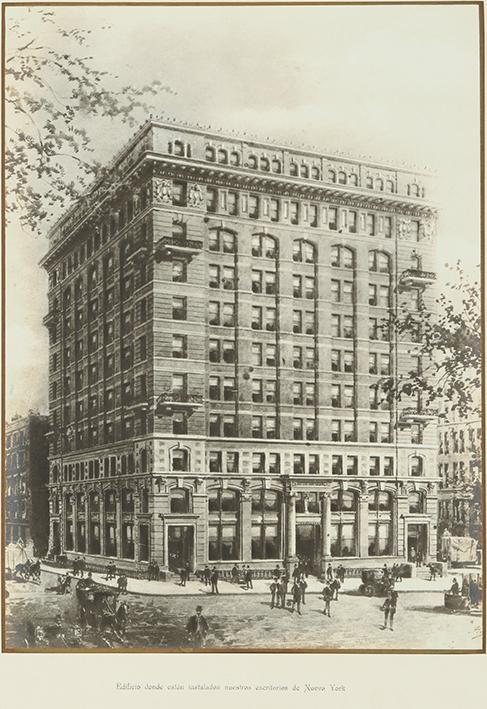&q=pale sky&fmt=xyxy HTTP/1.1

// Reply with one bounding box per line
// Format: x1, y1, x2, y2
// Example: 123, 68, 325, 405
5, 3, 481, 418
